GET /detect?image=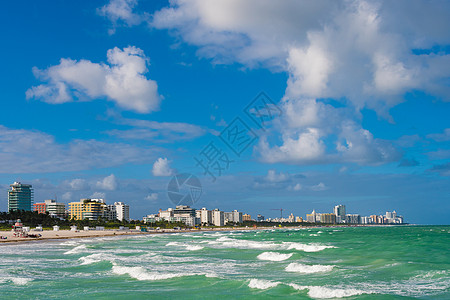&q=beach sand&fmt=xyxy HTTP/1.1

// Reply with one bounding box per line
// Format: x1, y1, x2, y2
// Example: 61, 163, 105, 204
0, 227, 256, 244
